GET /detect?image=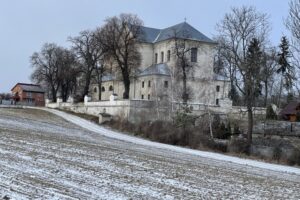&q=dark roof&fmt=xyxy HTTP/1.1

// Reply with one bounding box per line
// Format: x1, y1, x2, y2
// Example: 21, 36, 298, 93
138, 26, 160, 43
11, 83, 45, 93
138, 63, 171, 77
139, 22, 216, 44
280, 101, 300, 115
